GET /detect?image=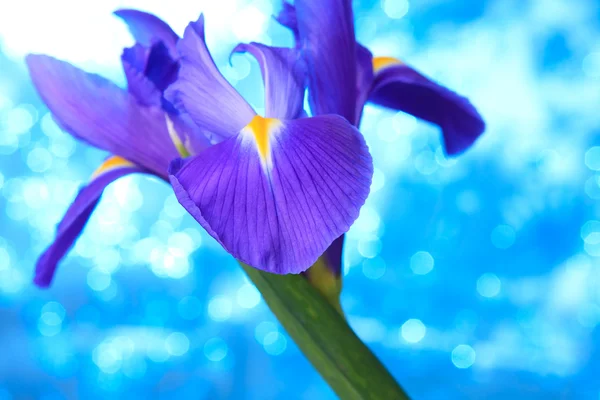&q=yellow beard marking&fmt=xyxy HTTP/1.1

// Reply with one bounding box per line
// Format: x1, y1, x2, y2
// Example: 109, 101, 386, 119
91, 156, 135, 180
372, 56, 404, 74
243, 115, 282, 169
